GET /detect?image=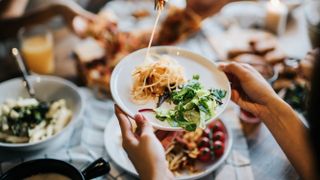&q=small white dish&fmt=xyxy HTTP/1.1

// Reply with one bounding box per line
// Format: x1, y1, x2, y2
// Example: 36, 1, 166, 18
110, 46, 231, 131
104, 115, 233, 180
